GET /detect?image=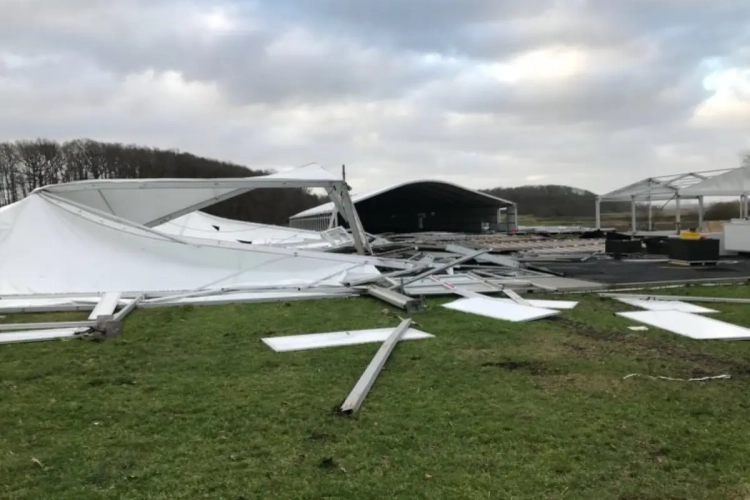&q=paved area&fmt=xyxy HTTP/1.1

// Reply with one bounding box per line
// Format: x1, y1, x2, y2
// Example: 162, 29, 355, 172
540, 258, 750, 286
